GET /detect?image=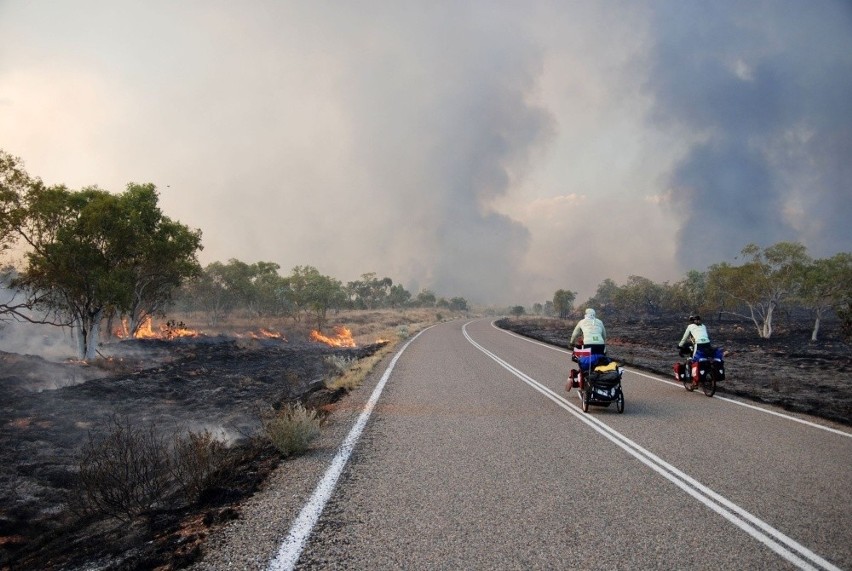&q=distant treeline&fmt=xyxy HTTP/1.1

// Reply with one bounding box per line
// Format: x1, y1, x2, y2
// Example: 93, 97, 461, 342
531, 242, 851, 341
171, 262, 469, 328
